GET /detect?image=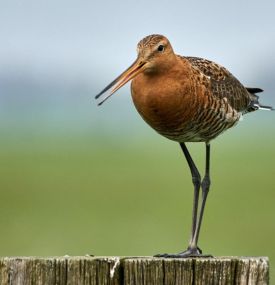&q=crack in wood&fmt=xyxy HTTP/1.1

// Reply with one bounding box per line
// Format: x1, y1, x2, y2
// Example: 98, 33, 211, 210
0, 256, 269, 285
